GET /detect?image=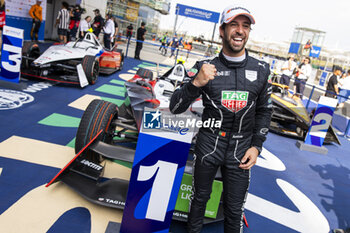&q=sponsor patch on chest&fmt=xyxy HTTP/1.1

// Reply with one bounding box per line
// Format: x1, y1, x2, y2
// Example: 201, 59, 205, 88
221, 91, 249, 113
245, 70, 257, 82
